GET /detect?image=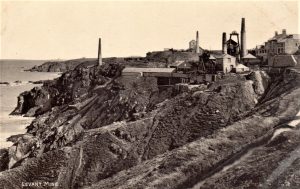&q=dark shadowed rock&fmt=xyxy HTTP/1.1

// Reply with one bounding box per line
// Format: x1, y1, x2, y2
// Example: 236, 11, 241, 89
0, 149, 9, 171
